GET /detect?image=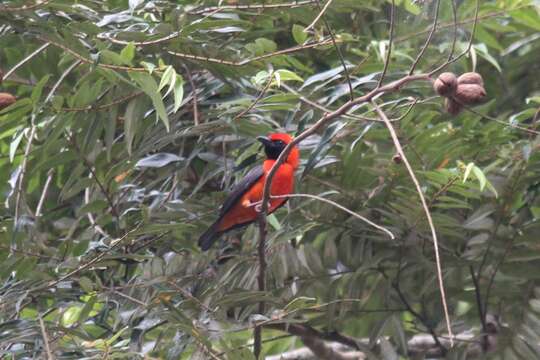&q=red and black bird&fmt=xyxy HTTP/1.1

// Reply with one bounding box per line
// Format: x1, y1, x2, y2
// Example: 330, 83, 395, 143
198, 133, 300, 250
